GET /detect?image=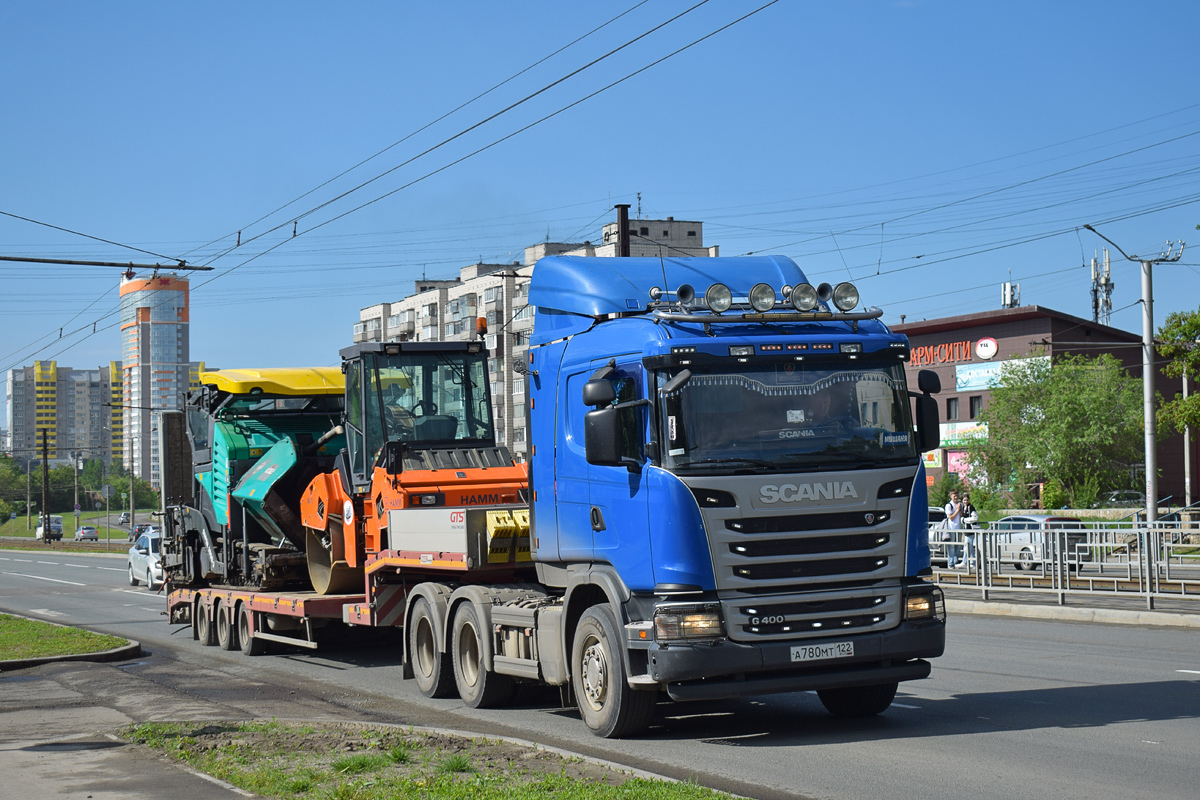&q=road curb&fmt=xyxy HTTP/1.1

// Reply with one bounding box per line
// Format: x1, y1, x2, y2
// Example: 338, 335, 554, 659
0, 610, 143, 671
946, 598, 1200, 628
